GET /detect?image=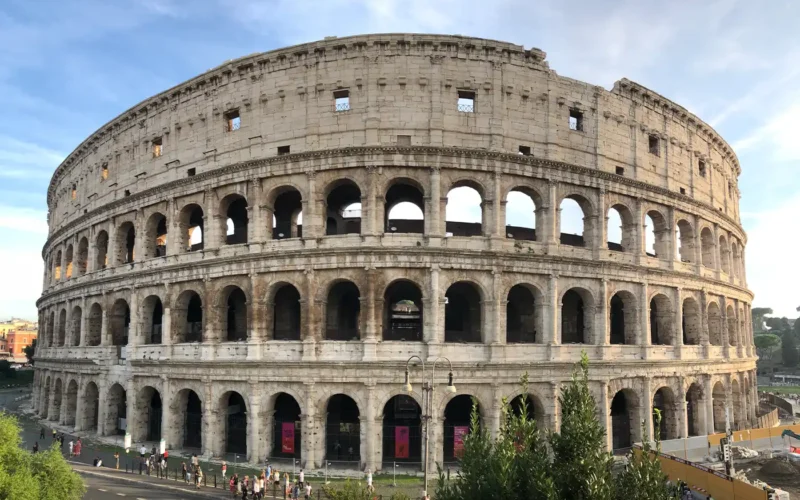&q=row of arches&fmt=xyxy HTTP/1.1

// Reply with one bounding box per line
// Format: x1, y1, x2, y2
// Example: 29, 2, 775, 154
46, 179, 746, 284
39, 280, 750, 349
